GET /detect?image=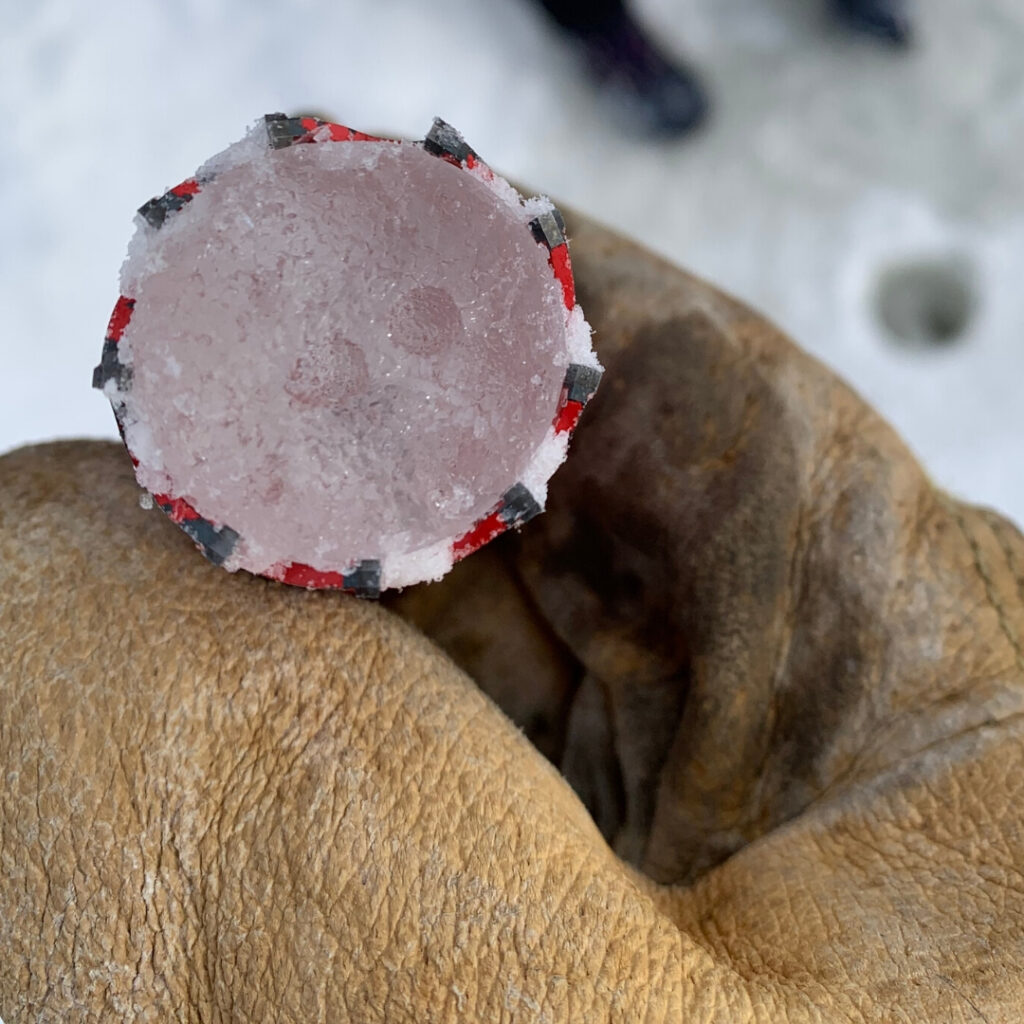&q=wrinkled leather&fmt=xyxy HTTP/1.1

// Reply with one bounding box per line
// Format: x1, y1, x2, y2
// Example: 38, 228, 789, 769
3, 212, 1024, 1021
